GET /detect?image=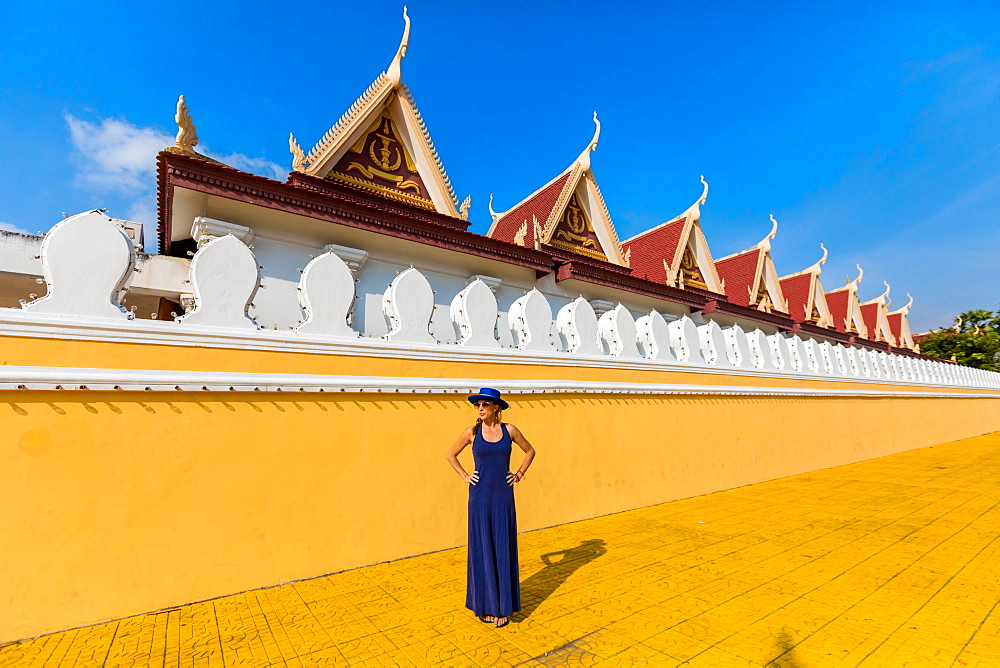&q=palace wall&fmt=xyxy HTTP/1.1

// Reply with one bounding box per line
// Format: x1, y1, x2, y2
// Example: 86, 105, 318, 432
3, 211, 999, 643
3, 339, 999, 642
